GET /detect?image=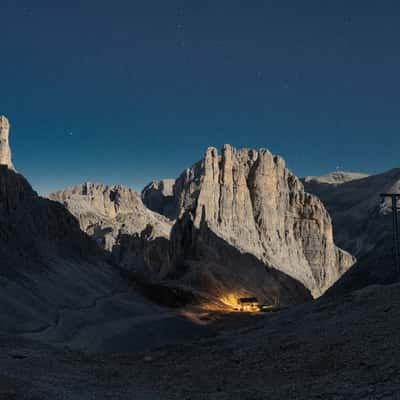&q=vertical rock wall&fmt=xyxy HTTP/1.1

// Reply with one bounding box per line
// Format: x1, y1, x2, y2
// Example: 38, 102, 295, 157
0, 116, 14, 170
170, 144, 355, 297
